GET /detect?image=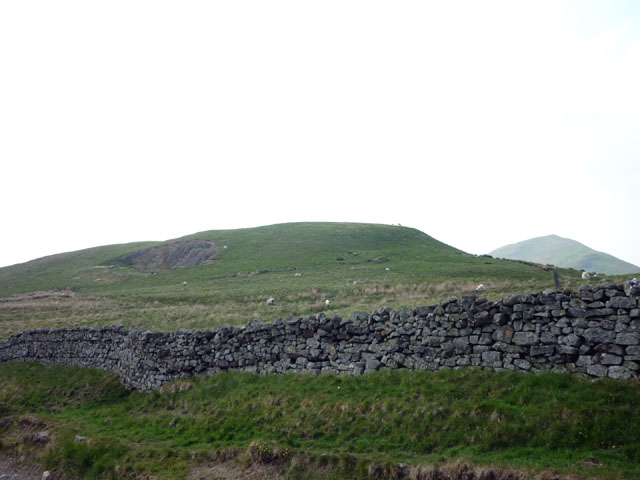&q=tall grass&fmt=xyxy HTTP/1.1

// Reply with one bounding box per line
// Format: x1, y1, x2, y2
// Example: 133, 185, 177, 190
1, 363, 639, 479
0, 274, 595, 340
